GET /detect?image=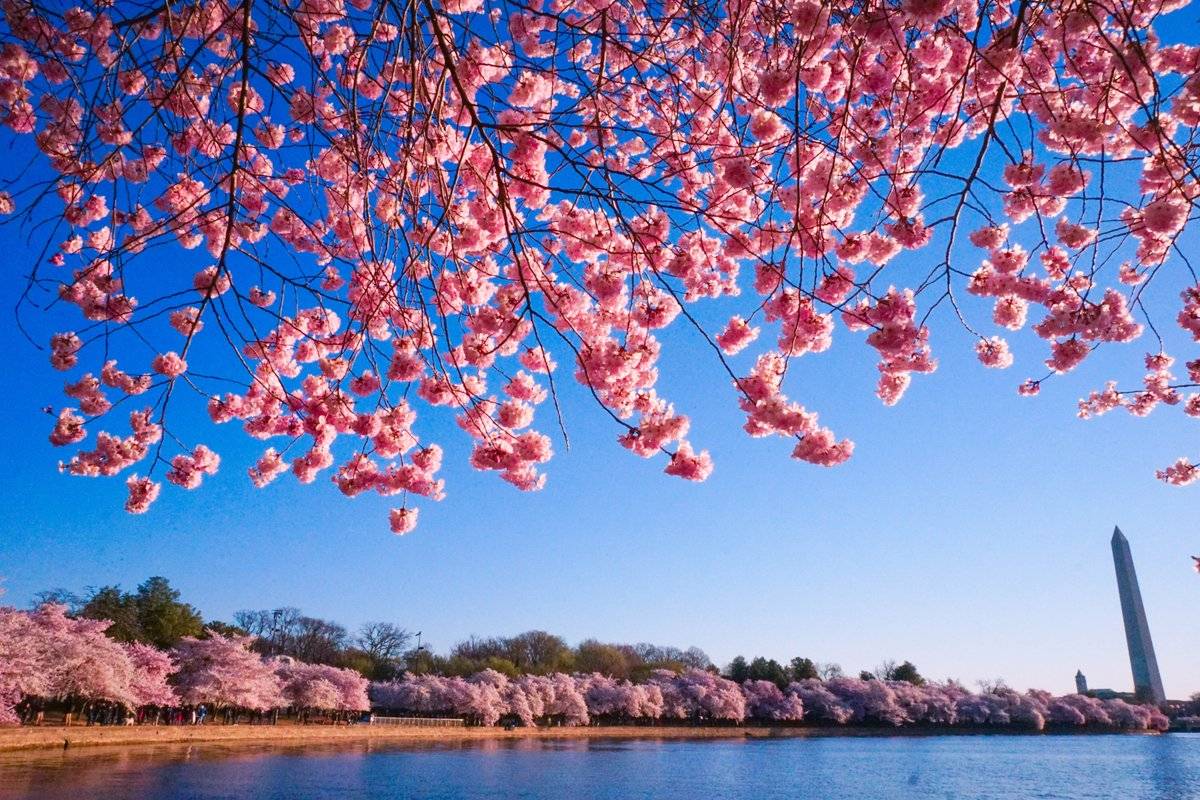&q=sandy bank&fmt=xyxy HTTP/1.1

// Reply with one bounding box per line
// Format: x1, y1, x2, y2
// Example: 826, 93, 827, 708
0, 721, 1161, 757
